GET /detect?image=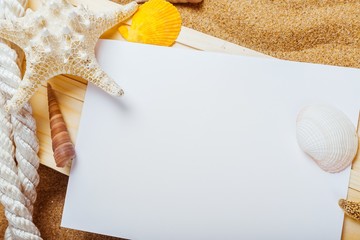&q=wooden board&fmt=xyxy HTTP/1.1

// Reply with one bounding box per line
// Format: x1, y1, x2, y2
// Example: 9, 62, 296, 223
27, 0, 360, 238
